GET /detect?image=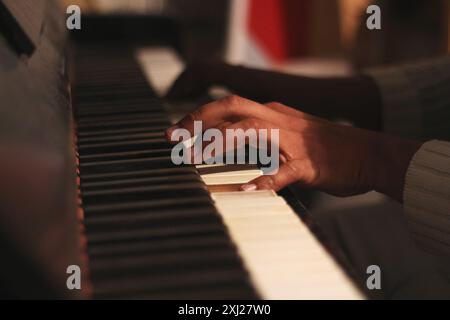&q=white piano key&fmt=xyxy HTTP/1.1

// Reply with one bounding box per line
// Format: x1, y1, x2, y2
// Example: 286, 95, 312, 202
197, 163, 259, 170
201, 172, 262, 185
136, 47, 184, 97
199, 164, 263, 186
212, 190, 277, 200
